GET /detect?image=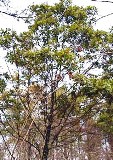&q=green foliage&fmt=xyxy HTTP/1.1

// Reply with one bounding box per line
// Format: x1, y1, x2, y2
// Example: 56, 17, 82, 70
97, 103, 113, 133
0, 78, 6, 92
